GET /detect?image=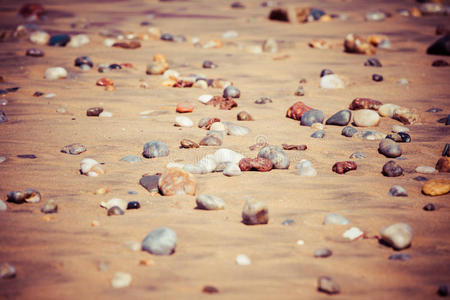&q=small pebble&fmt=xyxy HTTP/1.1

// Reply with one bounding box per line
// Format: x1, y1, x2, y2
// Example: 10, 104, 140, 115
415, 166, 436, 174
364, 58, 382, 67
294, 85, 305, 96
432, 60, 449, 67
0, 111, 7, 123
311, 130, 325, 138
26, 48, 44, 57
17, 154, 37, 159
175, 116, 193, 127
235, 254, 251, 266
180, 139, 199, 149
127, 201, 140, 209
389, 185, 408, 197
49, 34, 70, 47
0, 200, 6, 211
320, 69, 333, 77
86, 107, 103, 116
107, 206, 124, 216
0, 263, 16, 279
120, 155, 142, 163
61, 143, 86, 155
442, 144, 450, 157
202, 286, 219, 294
143, 141, 169, 158
379, 139, 402, 158
353, 109, 380, 127
342, 126, 357, 137
301, 110, 324, 126
437, 284, 450, 297
326, 110, 351, 126
320, 74, 345, 89
242, 199, 268, 225
392, 125, 410, 133
317, 276, 340, 295
382, 160, 404, 177
389, 253, 411, 261
380, 223, 413, 250
223, 86, 240, 98
7, 189, 41, 204
254, 97, 272, 104
414, 176, 428, 181
202, 60, 217, 69
223, 163, 241, 176
350, 151, 366, 159
41, 199, 57, 214
74, 56, 93, 68
196, 194, 225, 210
426, 107, 443, 113
323, 213, 349, 225
44, 67, 67, 80
372, 74, 383, 82
257, 145, 289, 169
142, 227, 177, 255
282, 219, 295, 226
314, 248, 332, 258
111, 272, 132, 289
342, 227, 364, 240
237, 111, 253, 121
